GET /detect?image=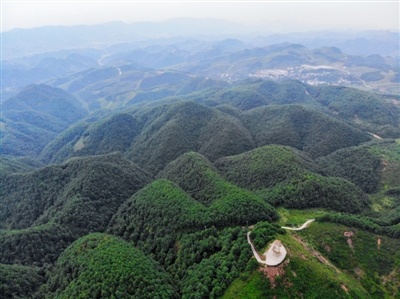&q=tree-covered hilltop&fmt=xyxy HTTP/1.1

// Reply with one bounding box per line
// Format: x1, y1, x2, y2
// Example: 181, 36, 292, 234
0, 153, 151, 268
207, 79, 316, 110
157, 152, 230, 206
265, 174, 369, 213
107, 177, 275, 291
316, 139, 400, 237
41, 101, 255, 174
208, 80, 400, 138
40, 101, 372, 175
214, 145, 369, 213
317, 143, 383, 193
0, 153, 150, 233
1, 84, 87, 157
242, 105, 371, 158
308, 85, 400, 138
157, 152, 274, 217
108, 178, 276, 249
37, 233, 178, 299
215, 145, 321, 190
109, 193, 261, 299
0, 224, 75, 266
